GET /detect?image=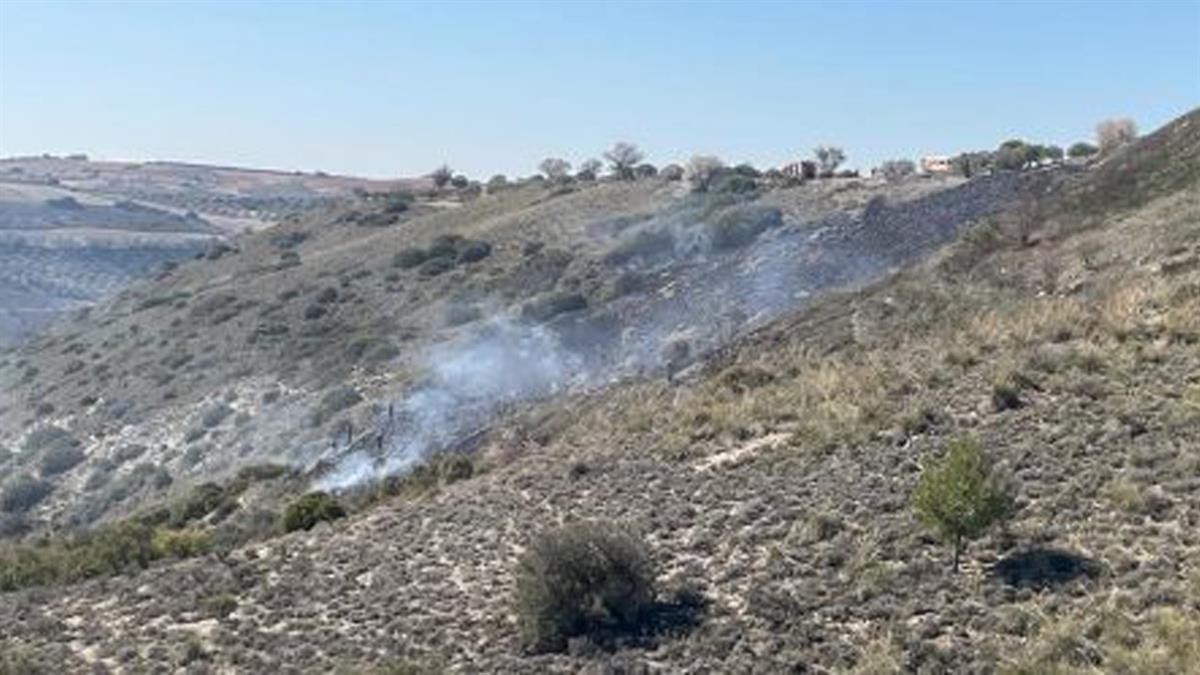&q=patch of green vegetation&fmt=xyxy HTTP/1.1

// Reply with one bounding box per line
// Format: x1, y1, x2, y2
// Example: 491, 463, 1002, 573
0, 520, 210, 592
282, 491, 346, 532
